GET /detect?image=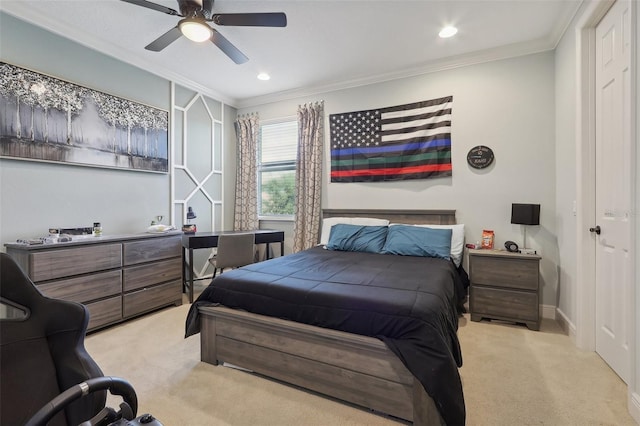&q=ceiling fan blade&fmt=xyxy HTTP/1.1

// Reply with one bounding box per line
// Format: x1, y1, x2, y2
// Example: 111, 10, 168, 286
120, 0, 180, 16
211, 13, 287, 27
210, 29, 248, 64
145, 26, 183, 52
